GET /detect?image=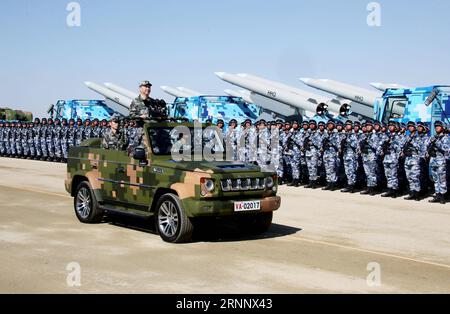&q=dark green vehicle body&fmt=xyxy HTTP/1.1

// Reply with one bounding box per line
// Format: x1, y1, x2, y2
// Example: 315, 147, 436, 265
65, 121, 281, 224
